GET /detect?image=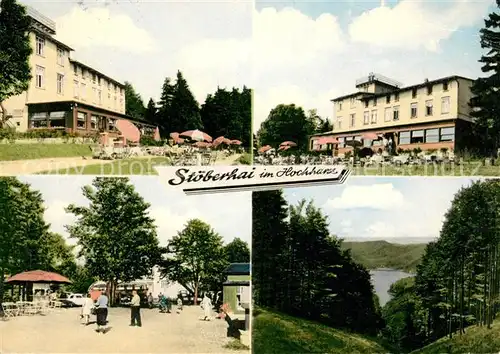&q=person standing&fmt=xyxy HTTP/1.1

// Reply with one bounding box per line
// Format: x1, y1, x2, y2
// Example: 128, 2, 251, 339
201, 294, 213, 321
176, 296, 183, 314
81, 293, 95, 325
95, 292, 109, 334
147, 293, 153, 309
130, 290, 142, 327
